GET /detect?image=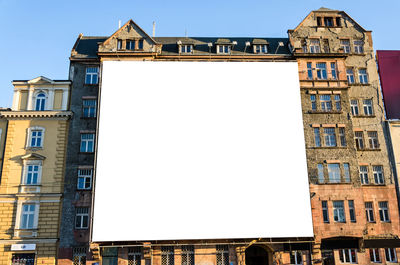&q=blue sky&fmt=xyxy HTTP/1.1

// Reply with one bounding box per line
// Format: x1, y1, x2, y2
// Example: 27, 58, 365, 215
0, 0, 399, 108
